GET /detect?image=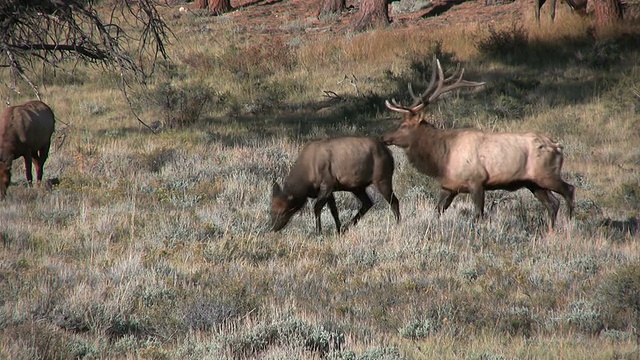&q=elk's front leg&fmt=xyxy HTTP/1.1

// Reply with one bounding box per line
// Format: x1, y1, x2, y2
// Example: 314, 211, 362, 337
437, 189, 457, 214
326, 194, 342, 233
469, 184, 485, 219
313, 185, 334, 234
